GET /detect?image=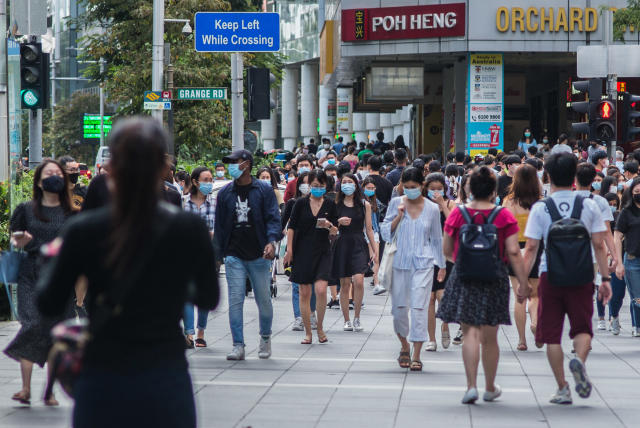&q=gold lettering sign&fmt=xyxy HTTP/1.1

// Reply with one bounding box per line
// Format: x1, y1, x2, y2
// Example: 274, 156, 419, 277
355, 10, 365, 39
496, 6, 598, 33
